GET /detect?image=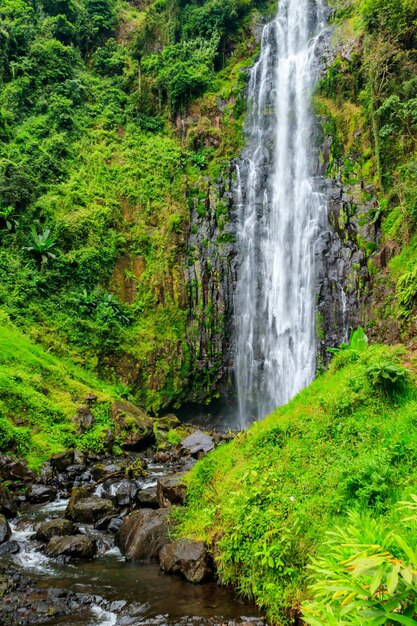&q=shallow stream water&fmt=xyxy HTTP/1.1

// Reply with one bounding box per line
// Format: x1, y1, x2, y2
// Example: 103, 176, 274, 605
4, 467, 263, 626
